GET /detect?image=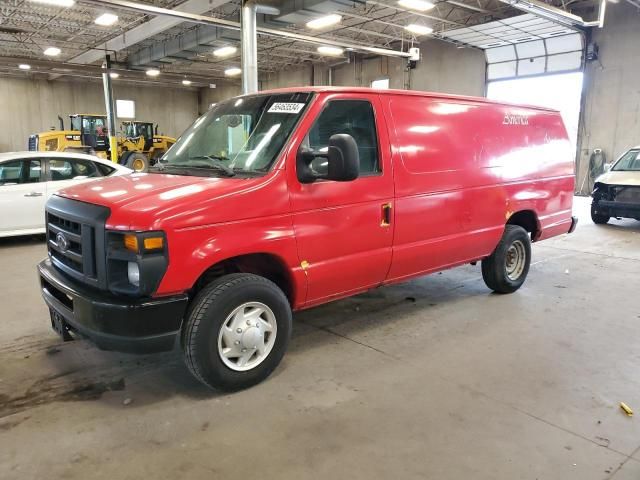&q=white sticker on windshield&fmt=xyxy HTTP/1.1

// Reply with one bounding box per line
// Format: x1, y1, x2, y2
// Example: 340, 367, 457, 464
268, 102, 305, 114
